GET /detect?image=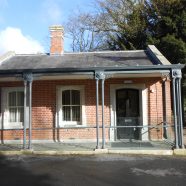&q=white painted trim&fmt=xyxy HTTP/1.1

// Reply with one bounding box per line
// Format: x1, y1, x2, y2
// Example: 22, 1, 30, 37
110, 84, 148, 141
0, 51, 15, 64
147, 45, 171, 65
1, 87, 27, 129
56, 85, 86, 127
